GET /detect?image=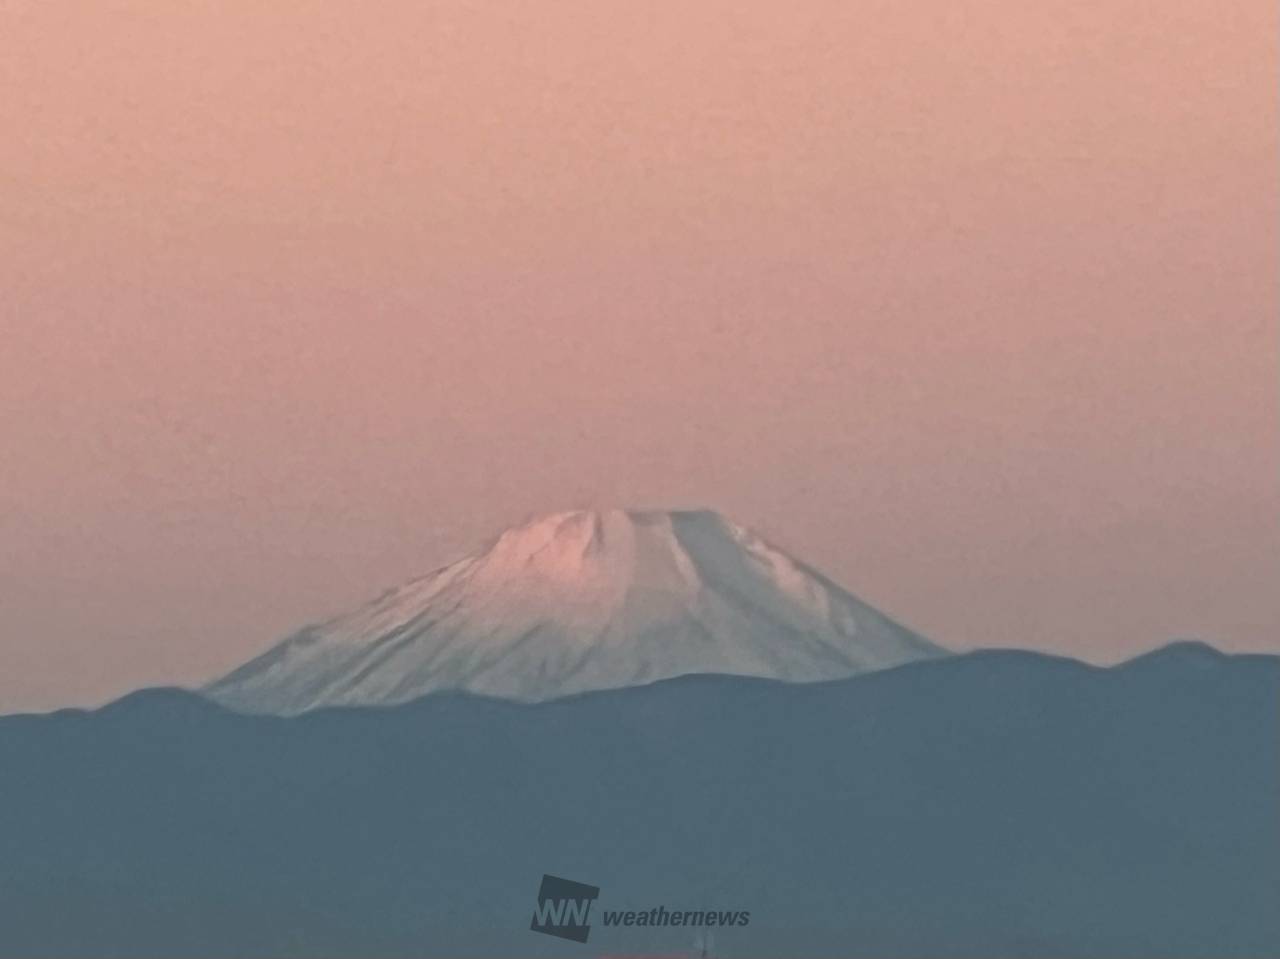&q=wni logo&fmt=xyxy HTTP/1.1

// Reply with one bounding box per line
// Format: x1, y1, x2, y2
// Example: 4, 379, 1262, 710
530, 874, 600, 943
